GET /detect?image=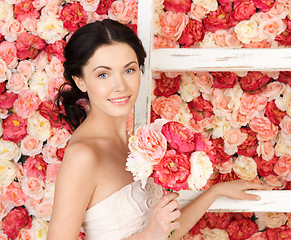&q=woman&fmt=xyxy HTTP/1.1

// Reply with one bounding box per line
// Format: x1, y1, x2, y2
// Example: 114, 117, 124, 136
47, 19, 271, 240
